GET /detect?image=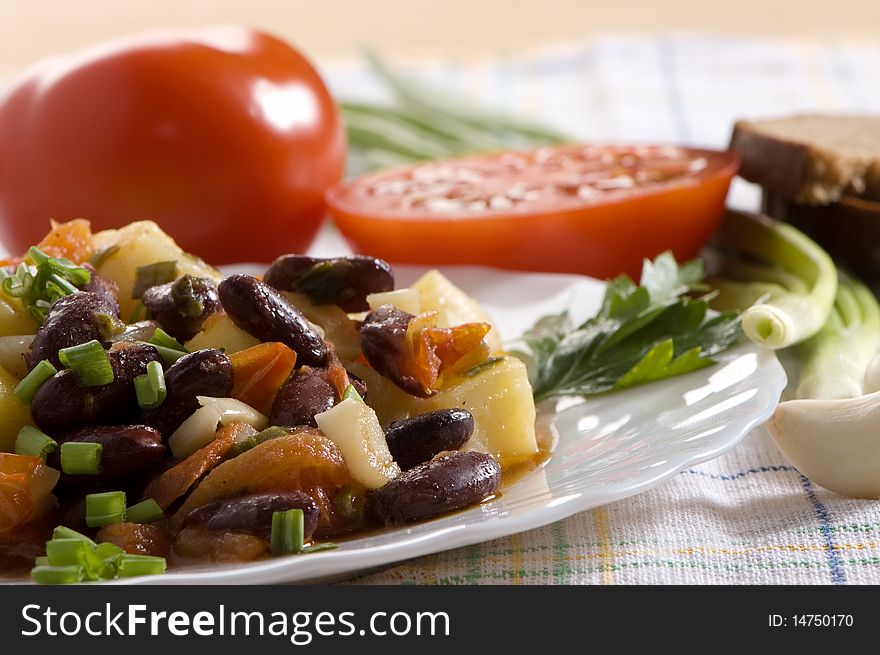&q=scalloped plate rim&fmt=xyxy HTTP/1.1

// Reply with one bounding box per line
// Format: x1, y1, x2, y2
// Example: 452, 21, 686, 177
76, 265, 786, 585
